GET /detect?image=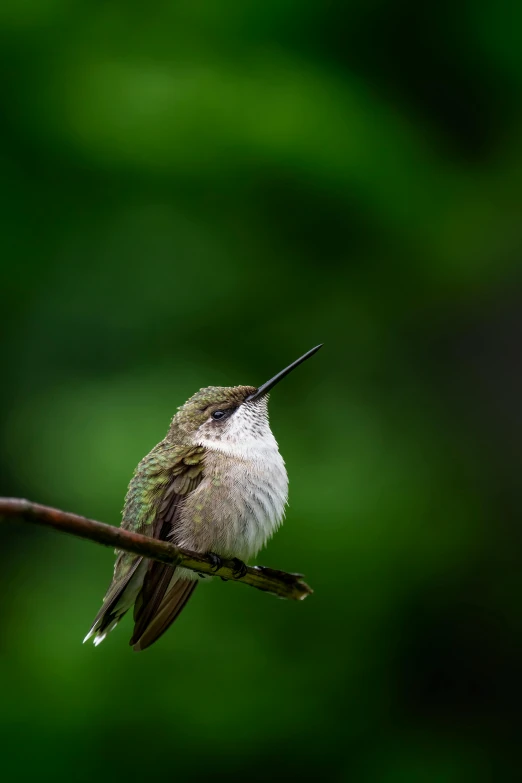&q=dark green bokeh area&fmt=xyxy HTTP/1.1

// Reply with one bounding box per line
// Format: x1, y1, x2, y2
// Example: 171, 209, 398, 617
2, 2, 522, 781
